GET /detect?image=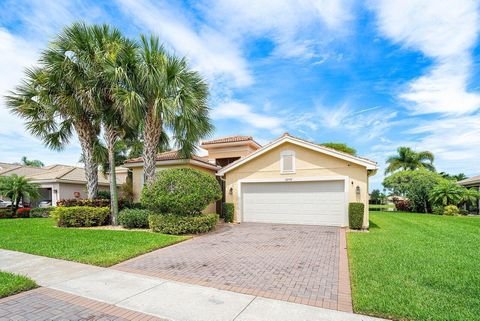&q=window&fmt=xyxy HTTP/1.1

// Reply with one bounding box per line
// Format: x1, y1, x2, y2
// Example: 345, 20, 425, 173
281, 150, 295, 173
